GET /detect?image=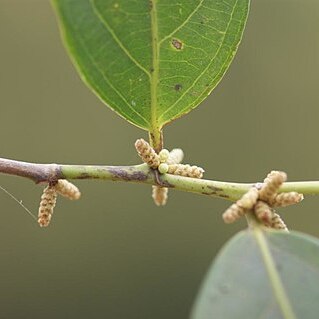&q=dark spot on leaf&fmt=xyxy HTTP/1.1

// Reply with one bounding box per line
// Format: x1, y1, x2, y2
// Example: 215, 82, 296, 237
174, 84, 182, 91
150, 67, 154, 73
219, 194, 230, 199
171, 38, 183, 50
200, 21, 204, 24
